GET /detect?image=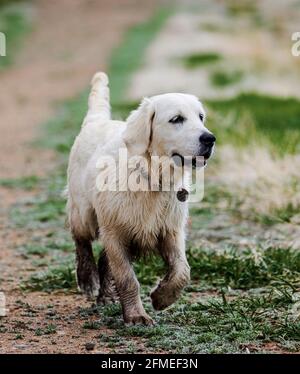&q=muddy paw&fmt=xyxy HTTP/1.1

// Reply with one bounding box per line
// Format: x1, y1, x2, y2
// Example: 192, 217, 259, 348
124, 313, 154, 326
97, 294, 118, 305
150, 288, 178, 311
77, 269, 100, 299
